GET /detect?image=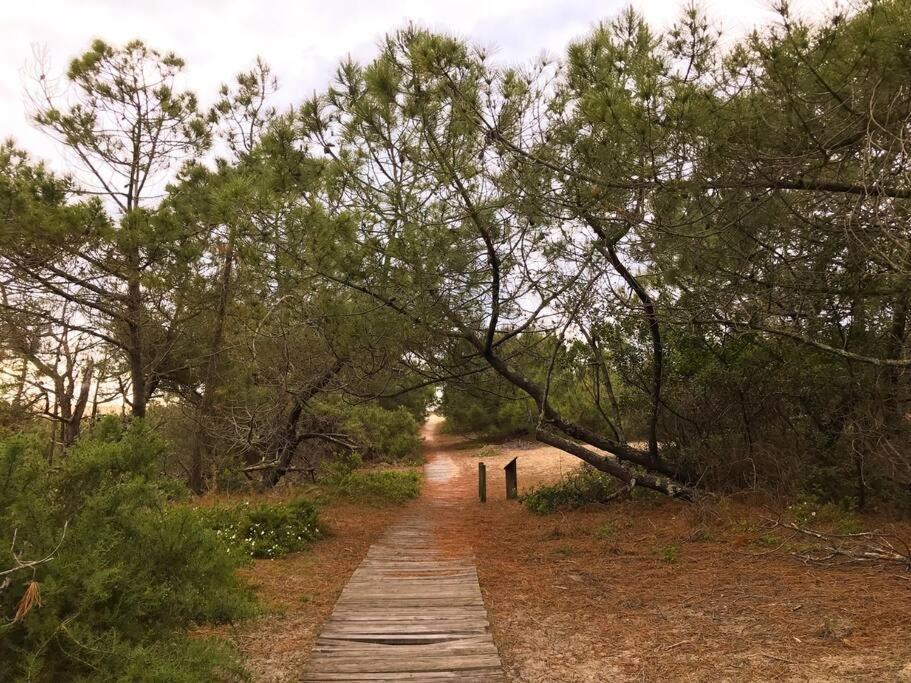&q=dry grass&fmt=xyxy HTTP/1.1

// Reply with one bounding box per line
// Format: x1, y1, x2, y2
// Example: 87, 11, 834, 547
201, 424, 911, 681
440, 433, 911, 682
